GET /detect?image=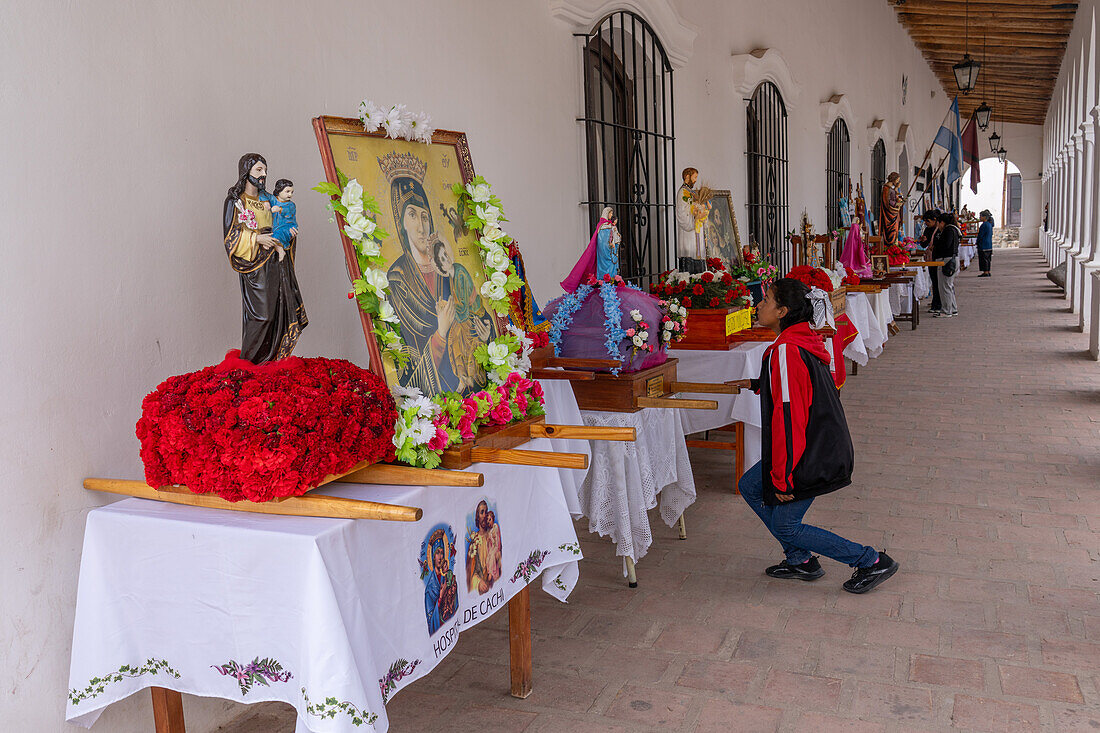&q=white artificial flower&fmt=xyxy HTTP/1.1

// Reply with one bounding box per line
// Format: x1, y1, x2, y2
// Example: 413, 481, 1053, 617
629, 309, 642, 322
410, 417, 435, 443
482, 281, 507, 301
378, 300, 400, 323
639, 330, 649, 341
383, 104, 411, 140
481, 223, 506, 242
359, 100, 385, 132
466, 182, 492, 203
363, 267, 388, 293
344, 209, 375, 239
490, 269, 508, 287
663, 321, 674, 330
663, 330, 672, 341
341, 179, 364, 212
393, 420, 413, 448
476, 204, 502, 224
631, 335, 644, 347
408, 394, 436, 417
412, 111, 435, 143
360, 238, 381, 258
484, 247, 509, 271
393, 385, 422, 402
487, 341, 511, 364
